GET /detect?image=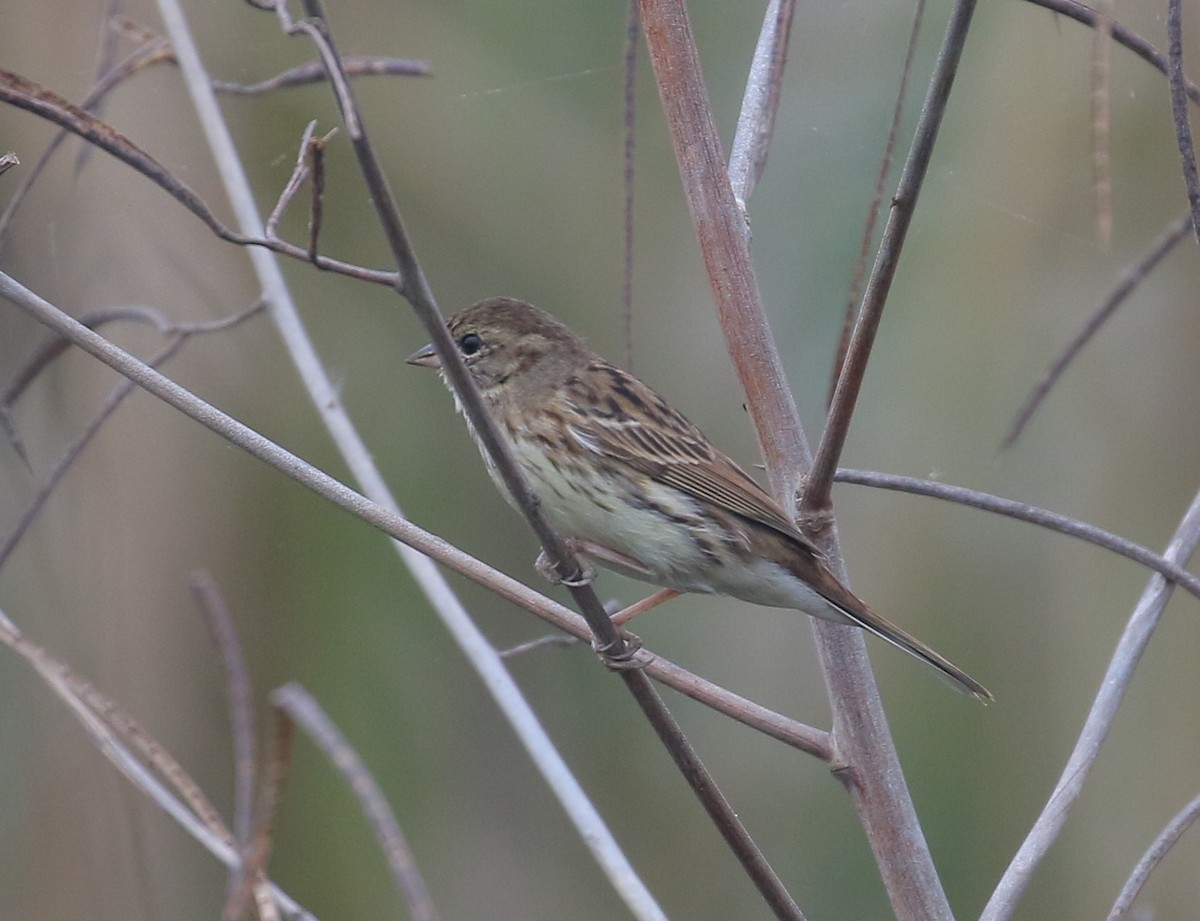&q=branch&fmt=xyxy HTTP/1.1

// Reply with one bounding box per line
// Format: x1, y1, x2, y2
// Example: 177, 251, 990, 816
0, 607, 317, 921
1002, 213, 1191, 447
728, 0, 794, 209
1021, 0, 1200, 104
1167, 0, 1200, 243
981, 488, 1200, 921
272, 683, 442, 921
837, 469, 1200, 603
0, 67, 398, 284
804, 0, 978, 512
1107, 791, 1200, 920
